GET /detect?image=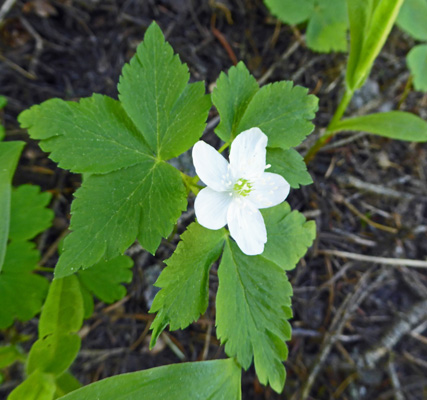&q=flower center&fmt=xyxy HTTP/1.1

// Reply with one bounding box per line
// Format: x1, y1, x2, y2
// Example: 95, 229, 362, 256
233, 179, 252, 197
